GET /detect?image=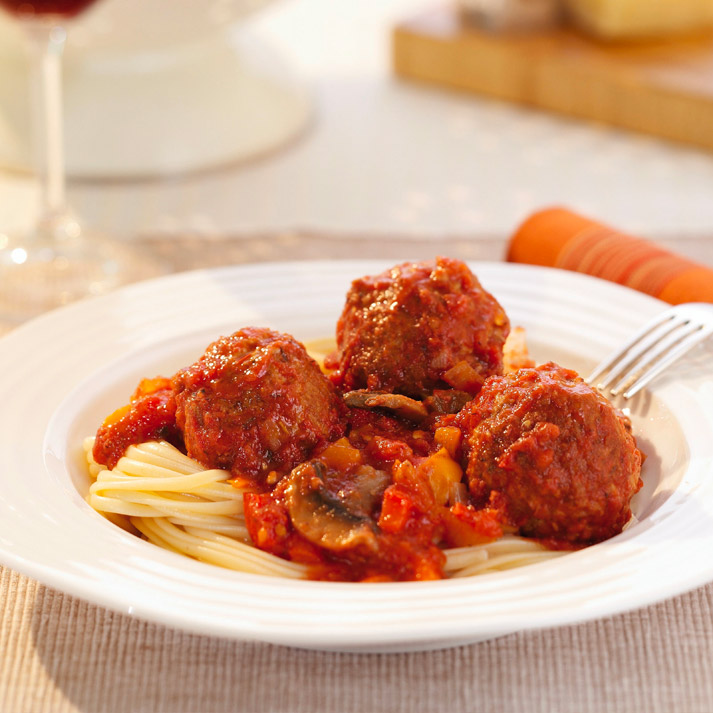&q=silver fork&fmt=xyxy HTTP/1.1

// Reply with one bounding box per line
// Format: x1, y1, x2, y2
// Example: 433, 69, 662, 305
586, 303, 713, 399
